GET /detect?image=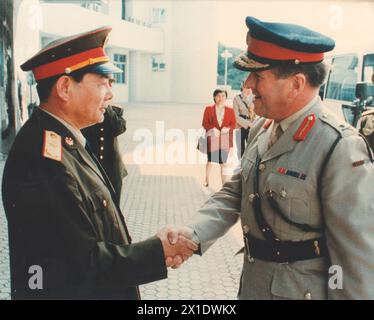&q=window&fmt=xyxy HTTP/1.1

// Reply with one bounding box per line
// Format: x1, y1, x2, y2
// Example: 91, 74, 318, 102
113, 54, 126, 84
80, 0, 103, 12
121, 0, 126, 20
152, 56, 166, 72
325, 54, 358, 102
152, 8, 166, 24
362, 54, 374, 83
